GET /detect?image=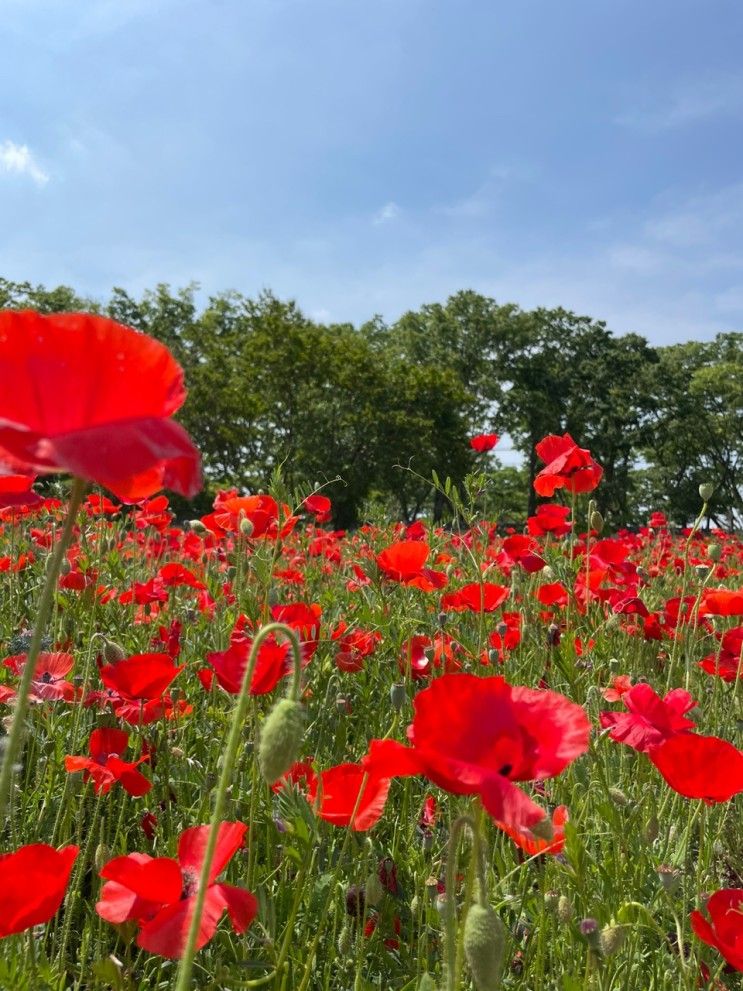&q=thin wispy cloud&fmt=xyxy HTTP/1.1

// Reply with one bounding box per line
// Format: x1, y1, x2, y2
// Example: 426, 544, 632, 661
373, 202, 400, 225
617, 76, 743, 131
0, 140, 49, 186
